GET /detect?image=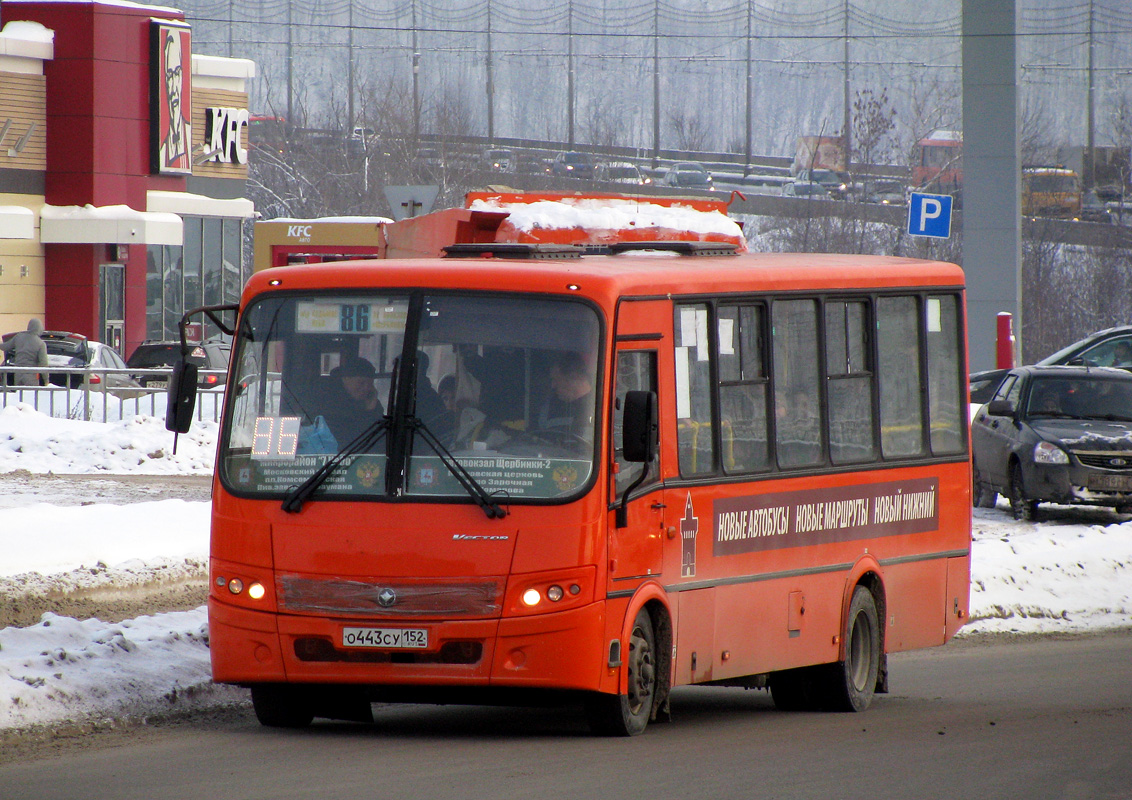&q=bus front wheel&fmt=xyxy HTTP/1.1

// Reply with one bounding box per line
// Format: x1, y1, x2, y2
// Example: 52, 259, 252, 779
585, 607, 656, 736
251, 684, 315, 728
